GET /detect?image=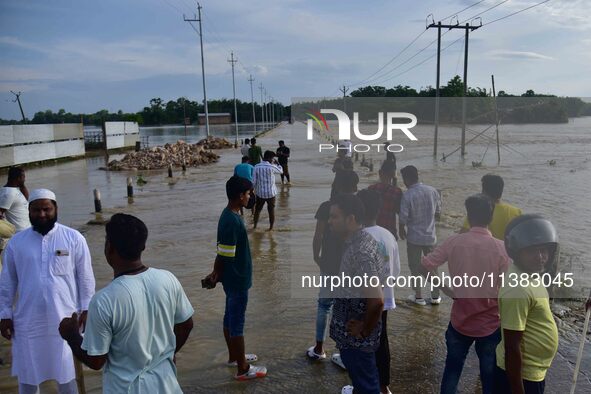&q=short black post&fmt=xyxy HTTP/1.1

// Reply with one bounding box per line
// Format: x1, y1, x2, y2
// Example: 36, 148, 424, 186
182, 160, 187, 173
355, 152, 359, 162
127, 177, 133, 198
369, 158, 374, 172
93, 189, 102, 213
168, 164, 173, 178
